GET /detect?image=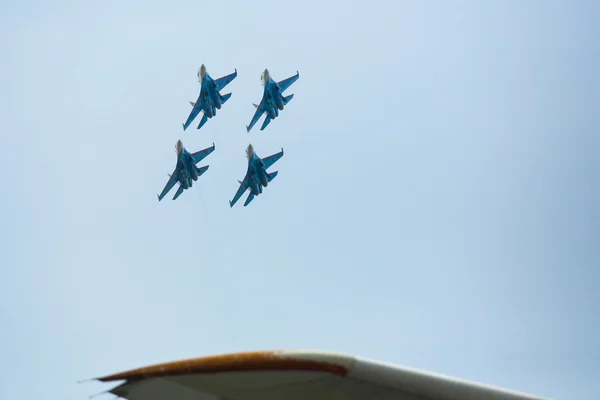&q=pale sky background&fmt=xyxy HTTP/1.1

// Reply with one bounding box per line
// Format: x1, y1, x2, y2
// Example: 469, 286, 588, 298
1, 1, 599, 399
